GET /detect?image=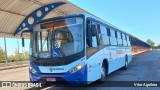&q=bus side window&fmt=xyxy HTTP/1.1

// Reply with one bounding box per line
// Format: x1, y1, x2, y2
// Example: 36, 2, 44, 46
122, 34, 127, 46
117, 31, 123, 46
99, 25, 110, 45
86, 20, 92, 47
127, 35, 131, 46
125, 35, 128, 46
91, 22, 98, 47
107, 28, 111, 45
110, 29, 117, 46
